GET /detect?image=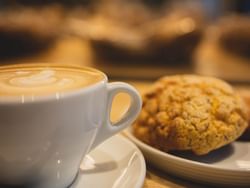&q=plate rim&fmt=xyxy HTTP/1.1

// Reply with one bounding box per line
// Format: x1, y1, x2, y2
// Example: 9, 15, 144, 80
124, 127, 250, 174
